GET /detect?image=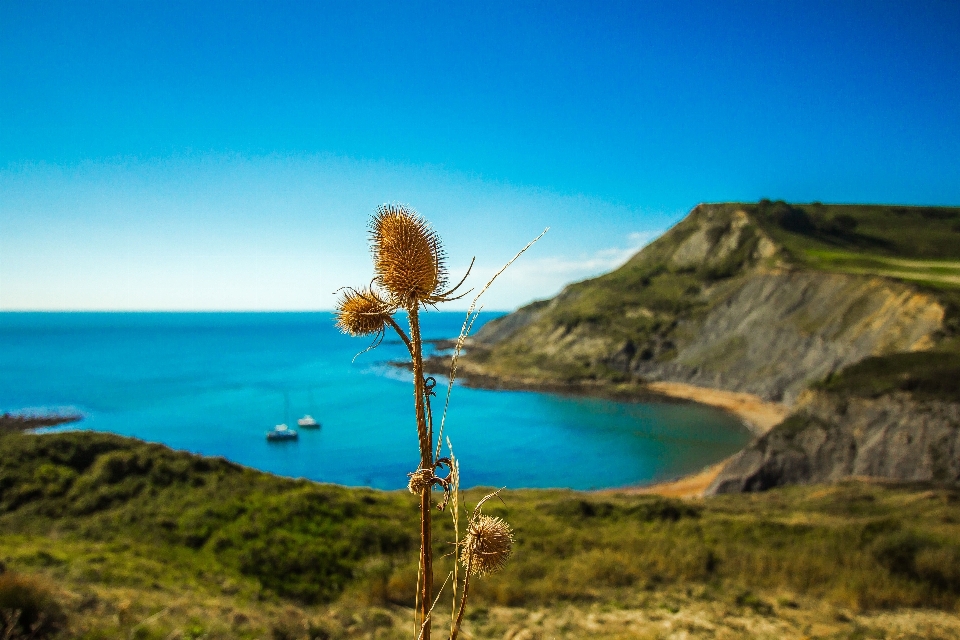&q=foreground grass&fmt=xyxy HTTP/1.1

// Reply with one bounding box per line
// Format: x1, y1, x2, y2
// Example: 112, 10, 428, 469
2, 430, 960, 638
